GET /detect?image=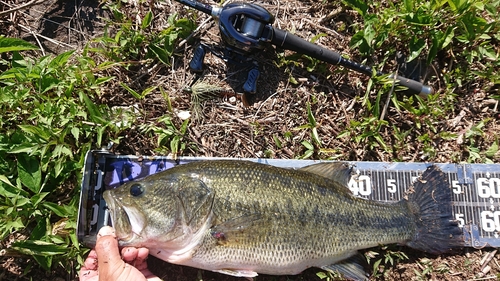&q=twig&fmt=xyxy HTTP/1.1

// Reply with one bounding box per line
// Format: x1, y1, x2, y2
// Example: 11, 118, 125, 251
319, 6, 343, 24
468, 276, 499, 281
380, 64, 399, 121
16, 23, 76, 49
0, 0, 44, 16
31, 28, 46, 56
253, 90, 283, 121
480, 250, 497, 271
302, 18, 343, 39
176, 15, 214, 50
429, 62, 442, 91
0, 248, 25, 257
